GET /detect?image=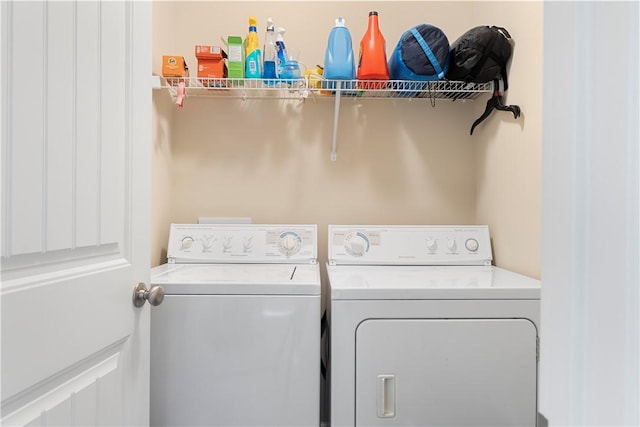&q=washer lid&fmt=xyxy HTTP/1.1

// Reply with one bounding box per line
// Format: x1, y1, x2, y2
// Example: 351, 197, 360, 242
151, 263, 320, 295
327, 265, 540, 300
